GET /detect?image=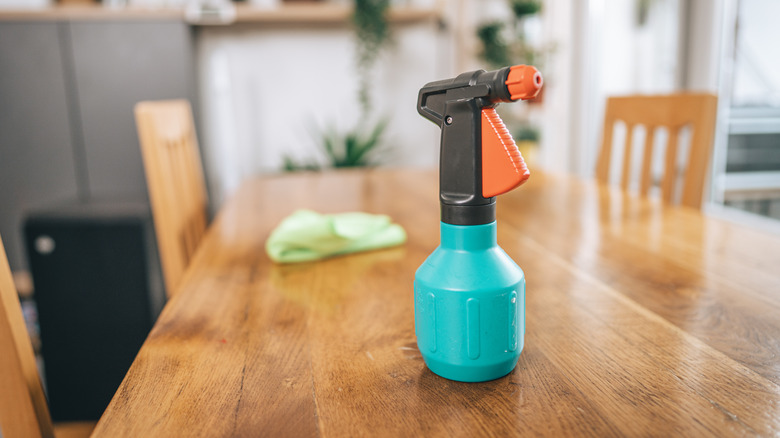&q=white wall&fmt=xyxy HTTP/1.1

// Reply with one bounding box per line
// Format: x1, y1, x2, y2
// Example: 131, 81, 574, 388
538, 0, 688, 177
198, 19, 449, 206
537, 0, 580, 174
683, 0, 725, 92
731, 0, 780, 106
